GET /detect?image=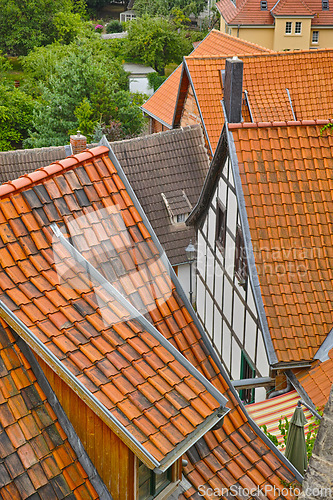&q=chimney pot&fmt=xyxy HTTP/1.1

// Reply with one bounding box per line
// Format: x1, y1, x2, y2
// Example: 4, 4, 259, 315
70, 130, 87, 155
224, 57, 243, 124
